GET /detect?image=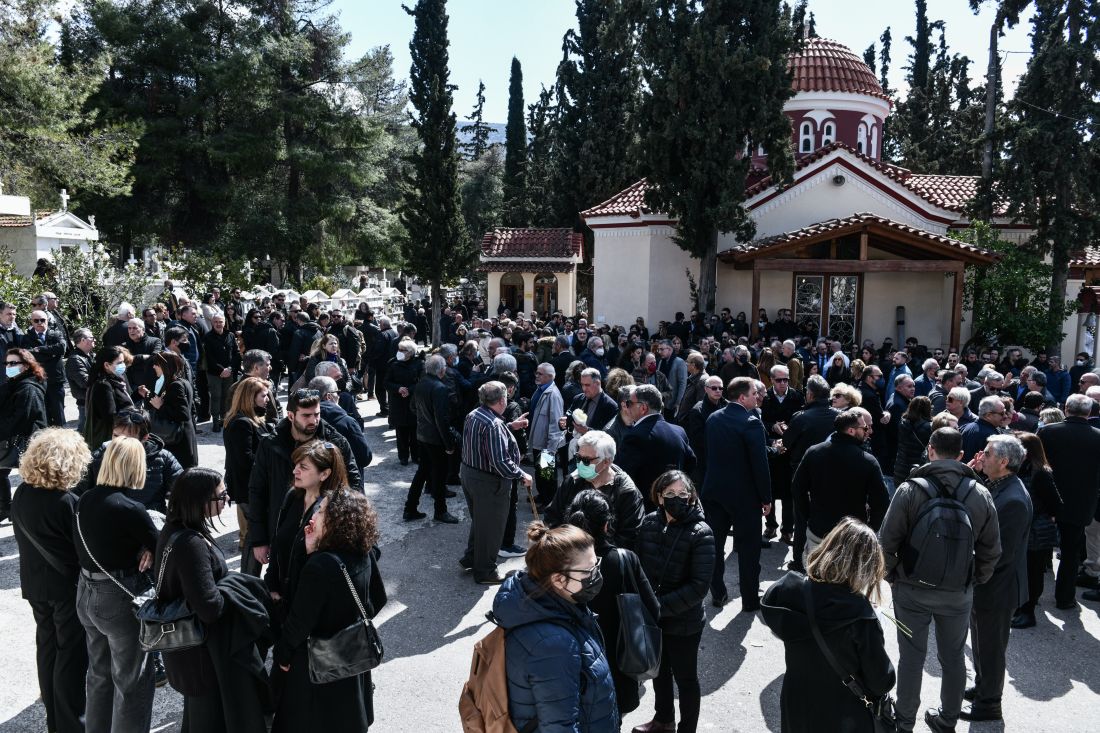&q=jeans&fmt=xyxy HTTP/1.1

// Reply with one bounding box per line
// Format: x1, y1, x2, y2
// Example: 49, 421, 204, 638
76, 575, 154, 733
1055, 521, 1085, 605
76, 403, 87, 435
652, 631, 702, 732
29, 596, 88, 733
892, 582, 972, 731
1083, 518, 1100, 578
460, 464, 512, 579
